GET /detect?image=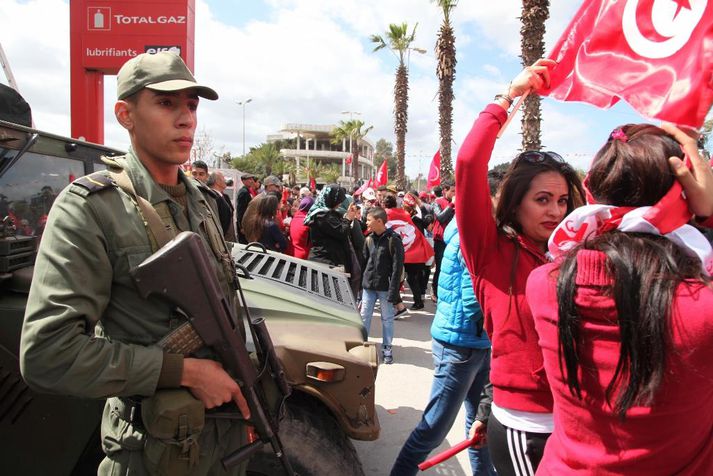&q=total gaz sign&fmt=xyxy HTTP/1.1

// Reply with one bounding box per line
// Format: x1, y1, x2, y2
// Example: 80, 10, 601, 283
76, 0, 195, 70
70, 0, 196, 143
